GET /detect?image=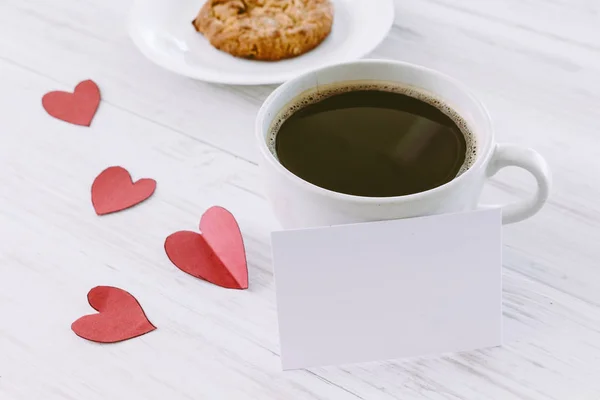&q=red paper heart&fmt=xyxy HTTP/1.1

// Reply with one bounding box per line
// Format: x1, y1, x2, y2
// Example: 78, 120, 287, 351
91, 166, 156, 215
71, 286, 156, 343
165, 206, 248, 289
42, 80, 100, 126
